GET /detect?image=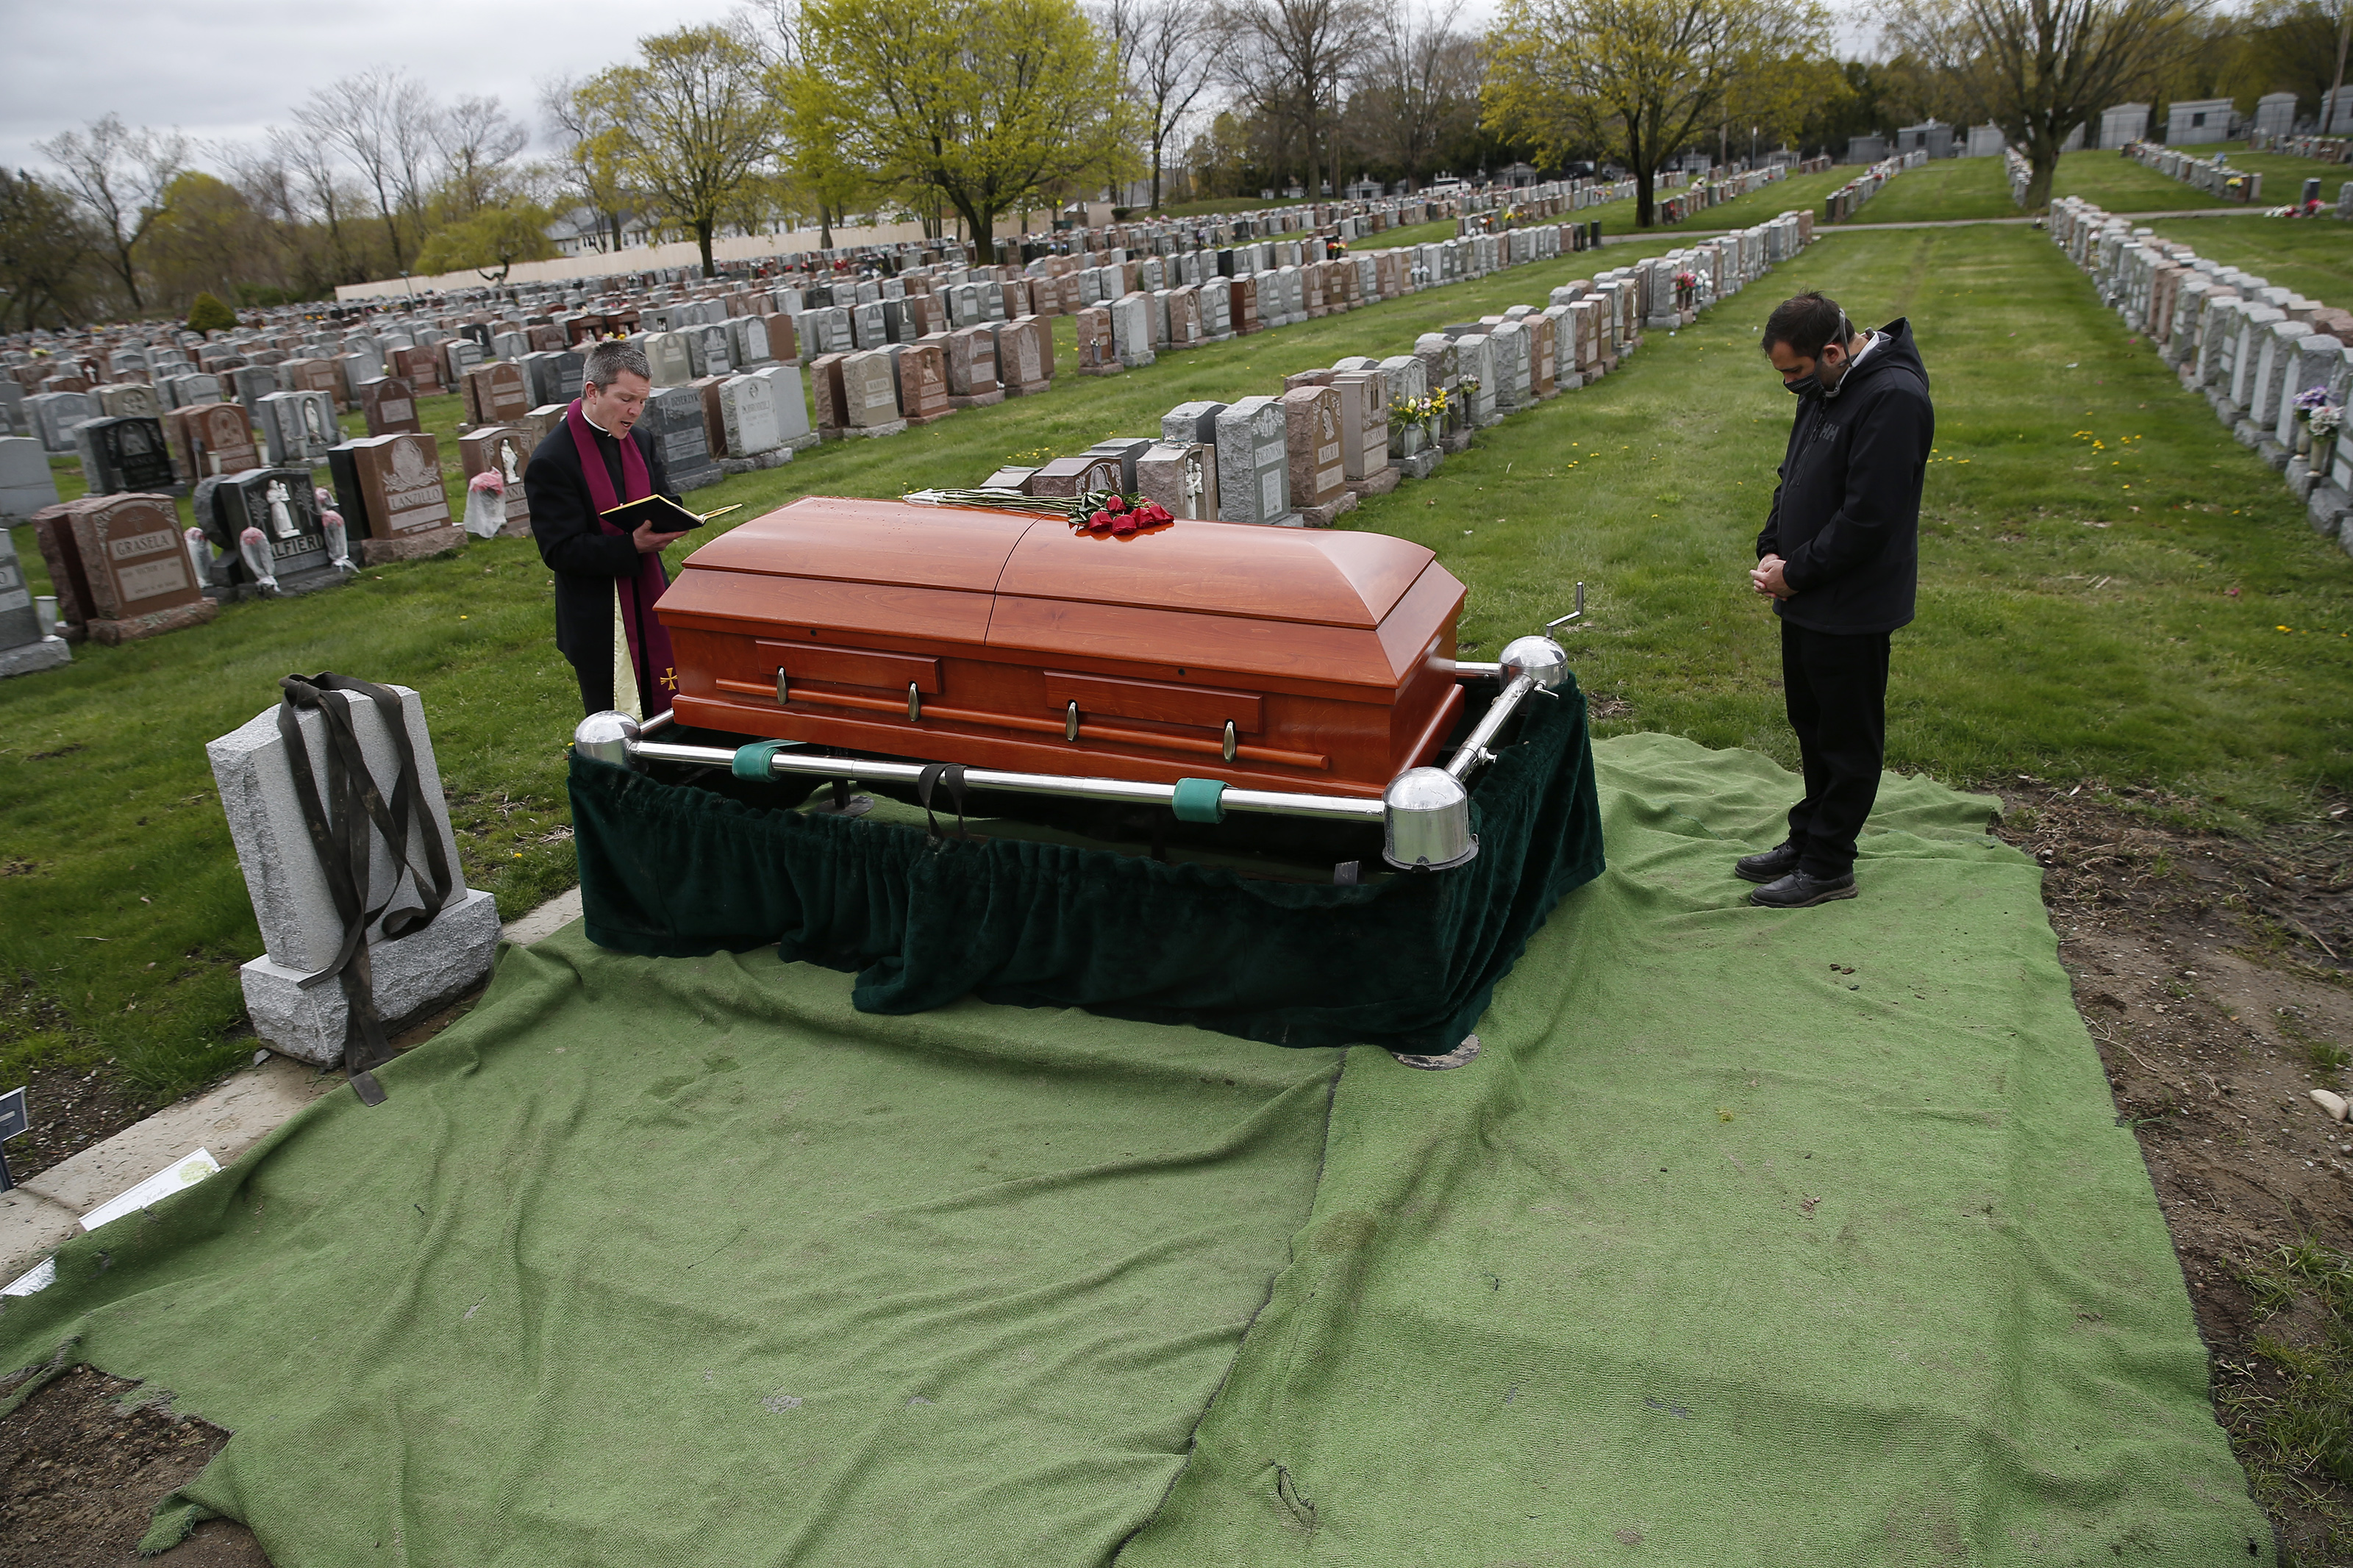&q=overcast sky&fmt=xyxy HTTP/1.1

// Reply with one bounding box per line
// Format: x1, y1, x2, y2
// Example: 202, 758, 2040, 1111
5, 0, 1885, 178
